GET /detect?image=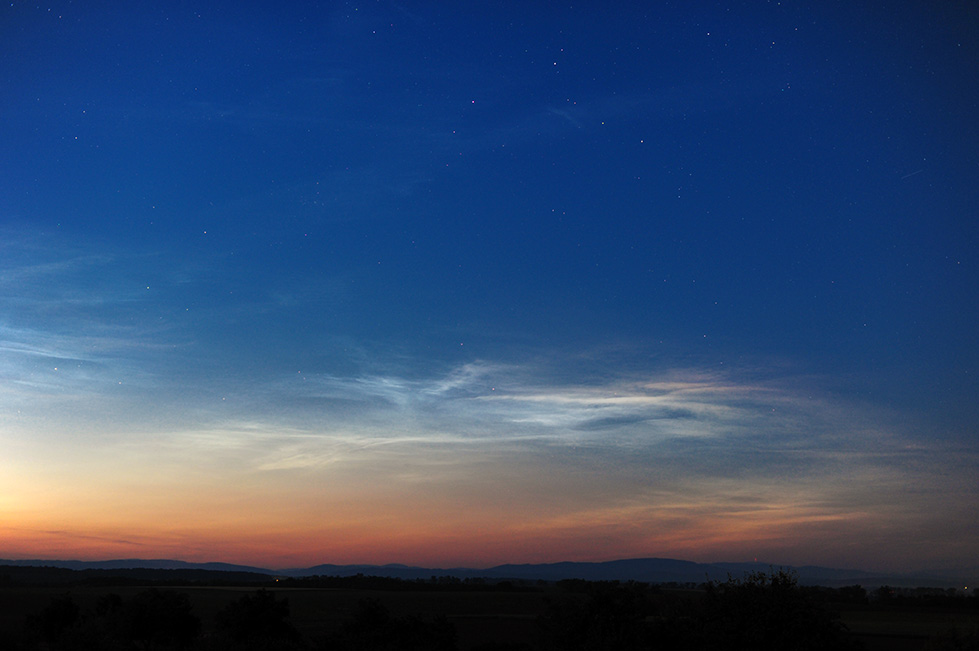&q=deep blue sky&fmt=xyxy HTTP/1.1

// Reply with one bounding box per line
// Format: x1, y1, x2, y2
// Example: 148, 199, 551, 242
1, 2, 977, 571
